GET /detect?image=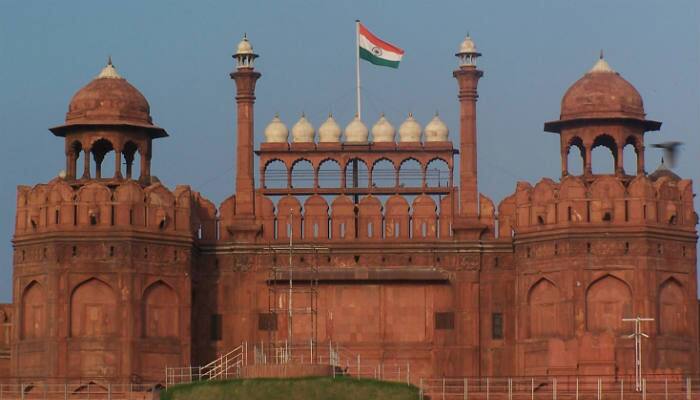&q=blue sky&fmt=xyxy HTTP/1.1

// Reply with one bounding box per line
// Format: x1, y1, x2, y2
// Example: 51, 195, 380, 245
0, 1, 698, 301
